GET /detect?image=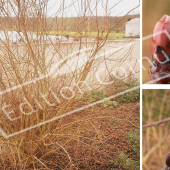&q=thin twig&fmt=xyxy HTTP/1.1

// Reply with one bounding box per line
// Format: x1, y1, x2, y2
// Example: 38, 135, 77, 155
143, 117, 170, 129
